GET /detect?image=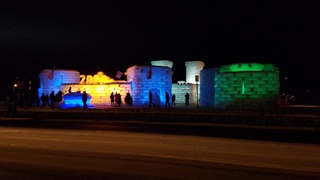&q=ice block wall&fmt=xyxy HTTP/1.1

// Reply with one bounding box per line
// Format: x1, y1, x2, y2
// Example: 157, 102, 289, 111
38, 69, 80, 96
199, 68, 217, 107
126, 65, 172, 106
214, 63, 280, 108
